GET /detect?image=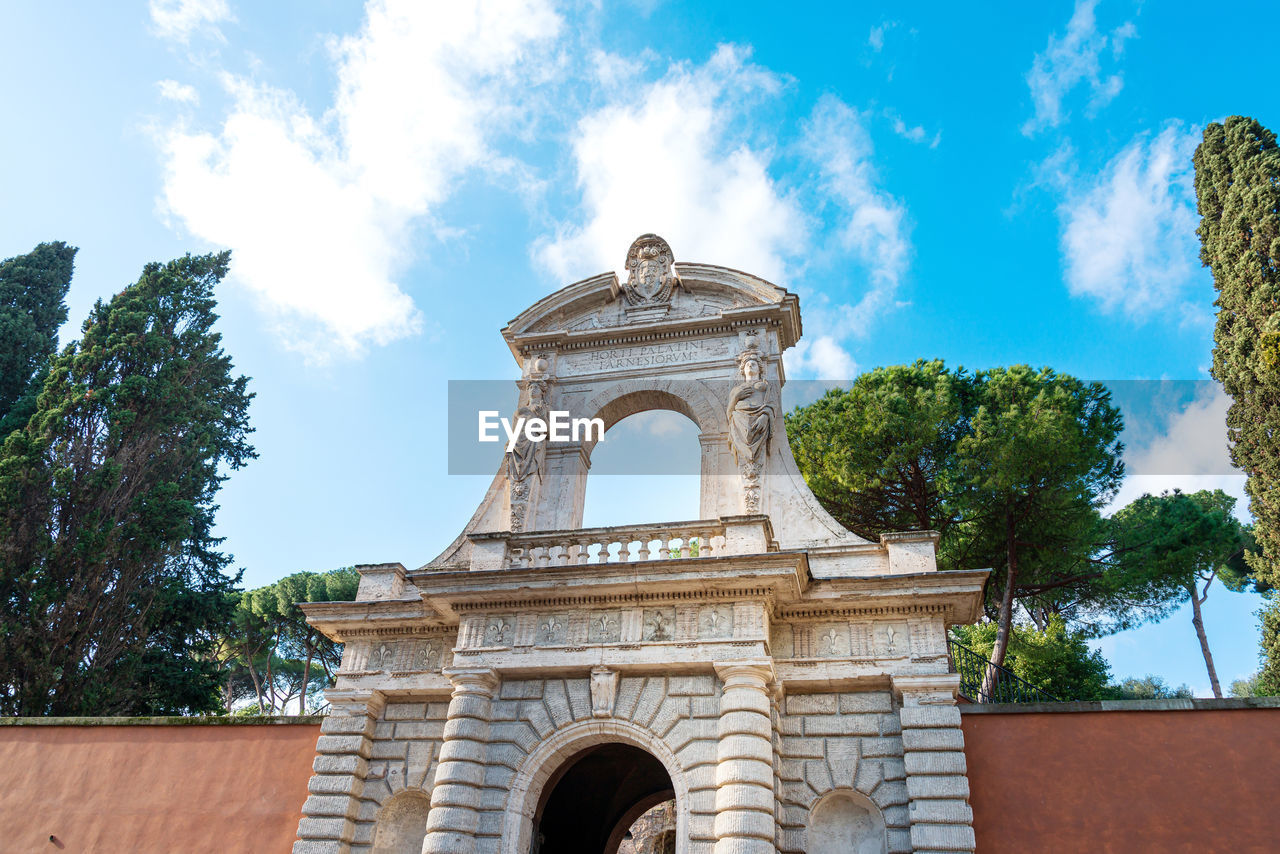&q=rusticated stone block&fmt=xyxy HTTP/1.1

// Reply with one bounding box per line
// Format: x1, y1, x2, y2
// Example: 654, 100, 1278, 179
804, 713, 879, 737
901, 728, 964, 752
859, 737, 904, 758
383, 702, 427, 721
900, 705, 962, 729
906, 774, 970, 801
785, 693, 836, 715
910, 822, 976, 851
909, 798, 973, 825
840, 692, 895, 714
904, 750, 967, 776
314, 754, 368, 777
